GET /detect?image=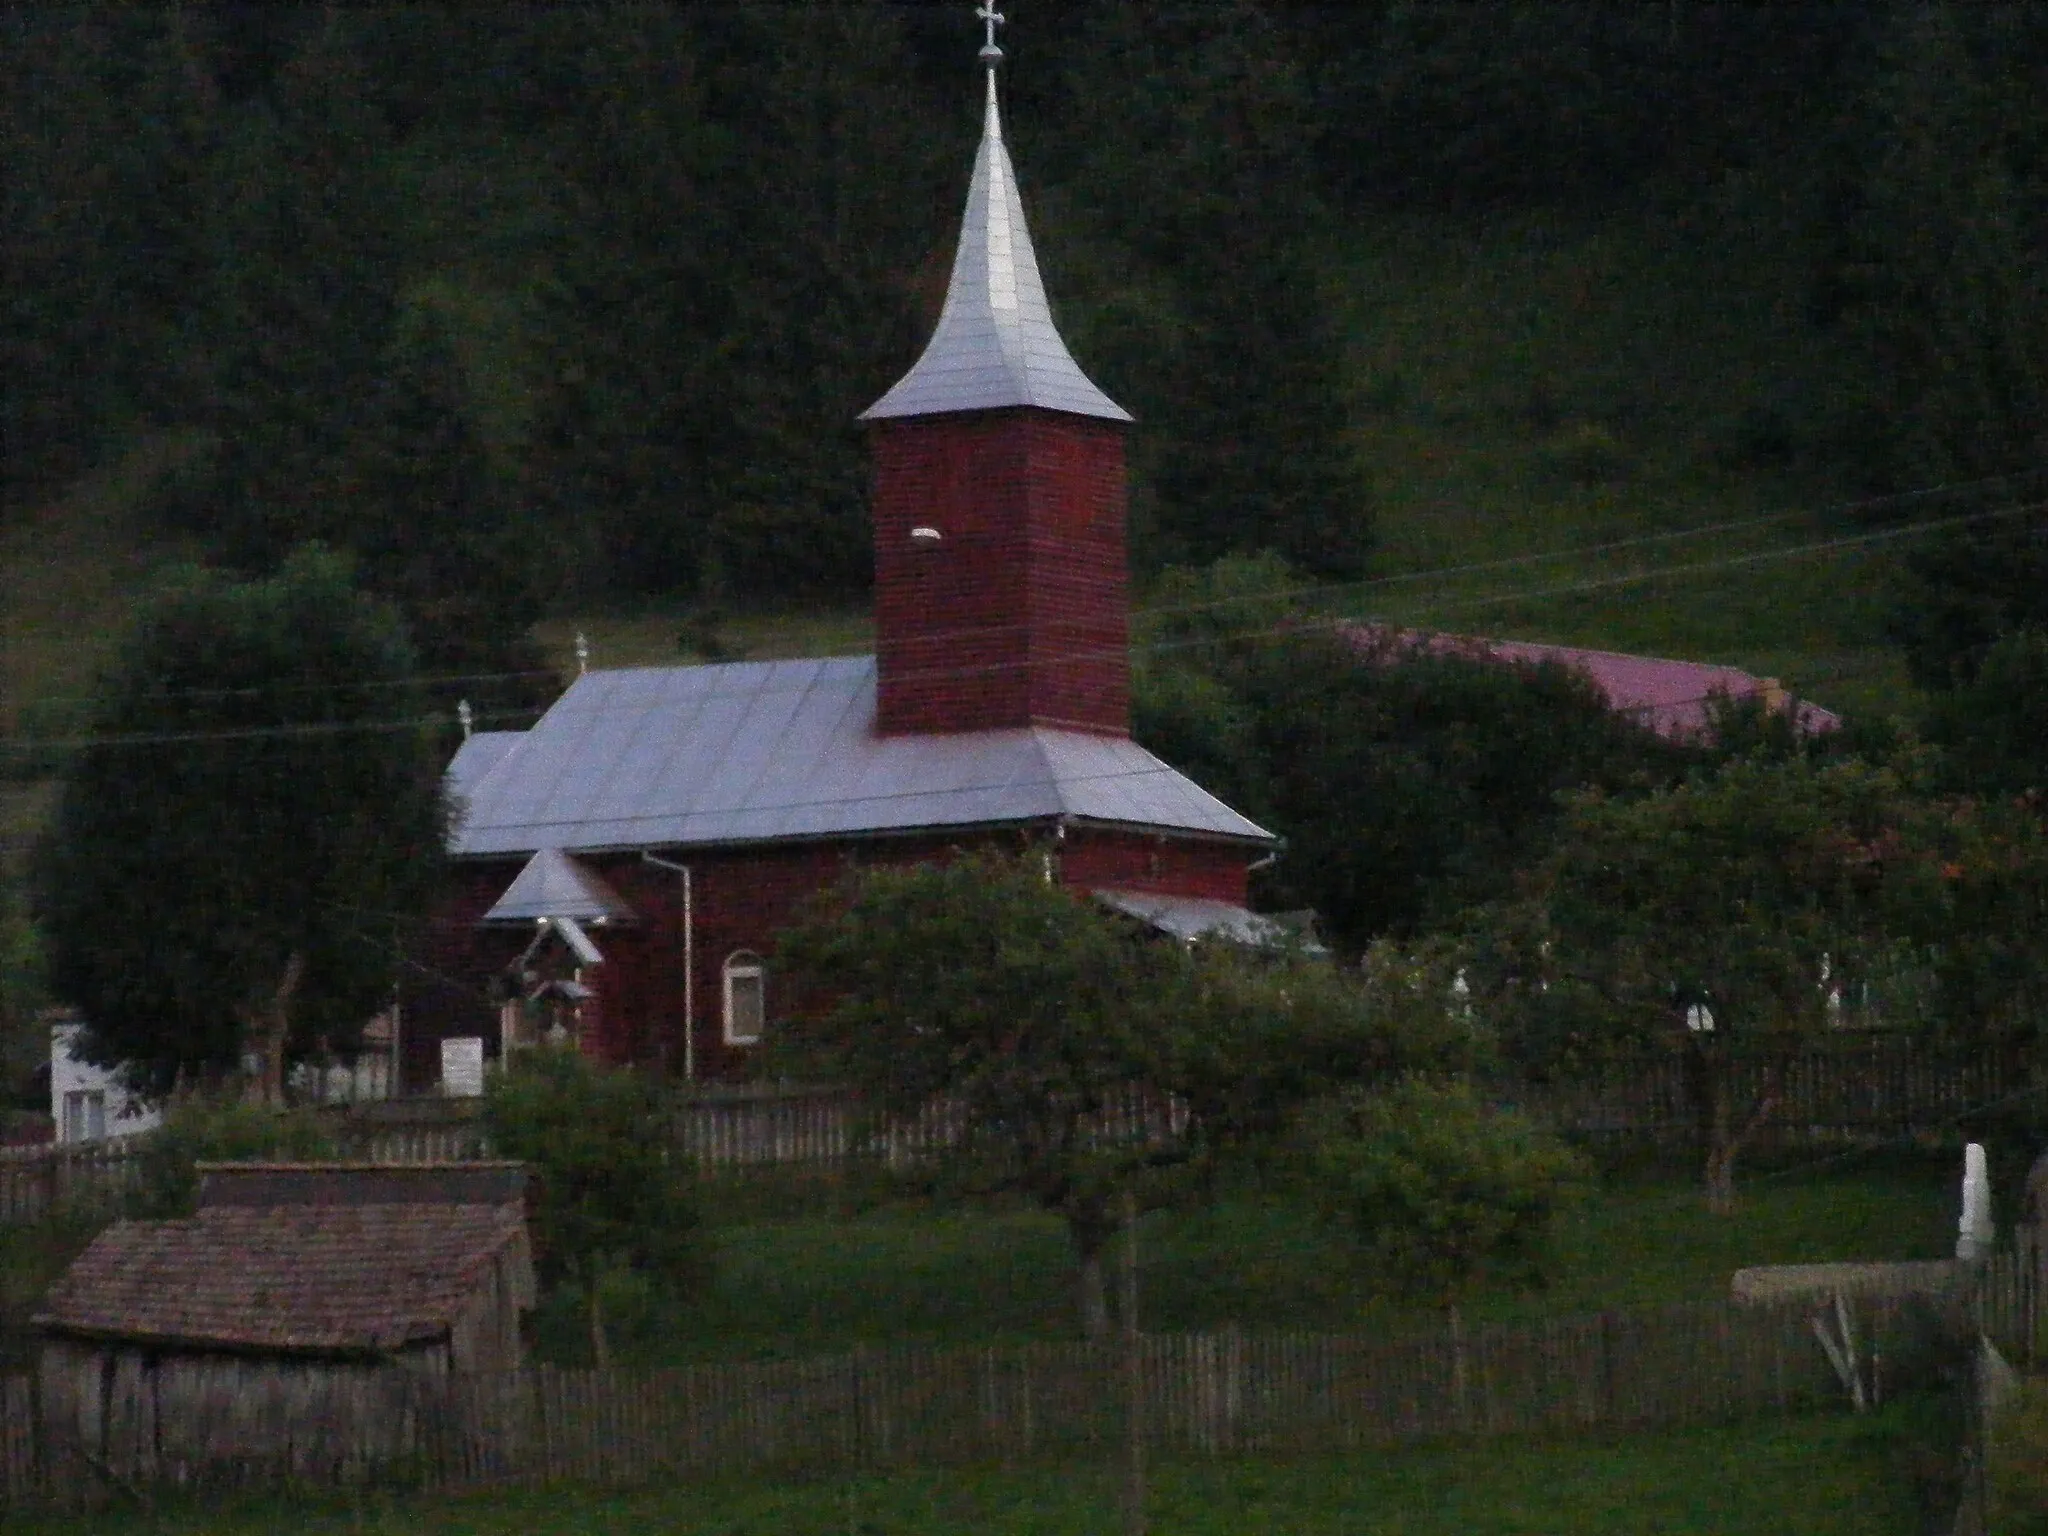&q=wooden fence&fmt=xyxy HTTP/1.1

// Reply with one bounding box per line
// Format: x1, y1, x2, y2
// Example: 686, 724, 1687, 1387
1974, 1233, 2045, 1369
0, 1138, 149, 1225
0, 1039, 2033, 1227
0, 1087, 1181, 1224
1504, 1035, 2034, 1148
0, 1297, 1913, 1509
